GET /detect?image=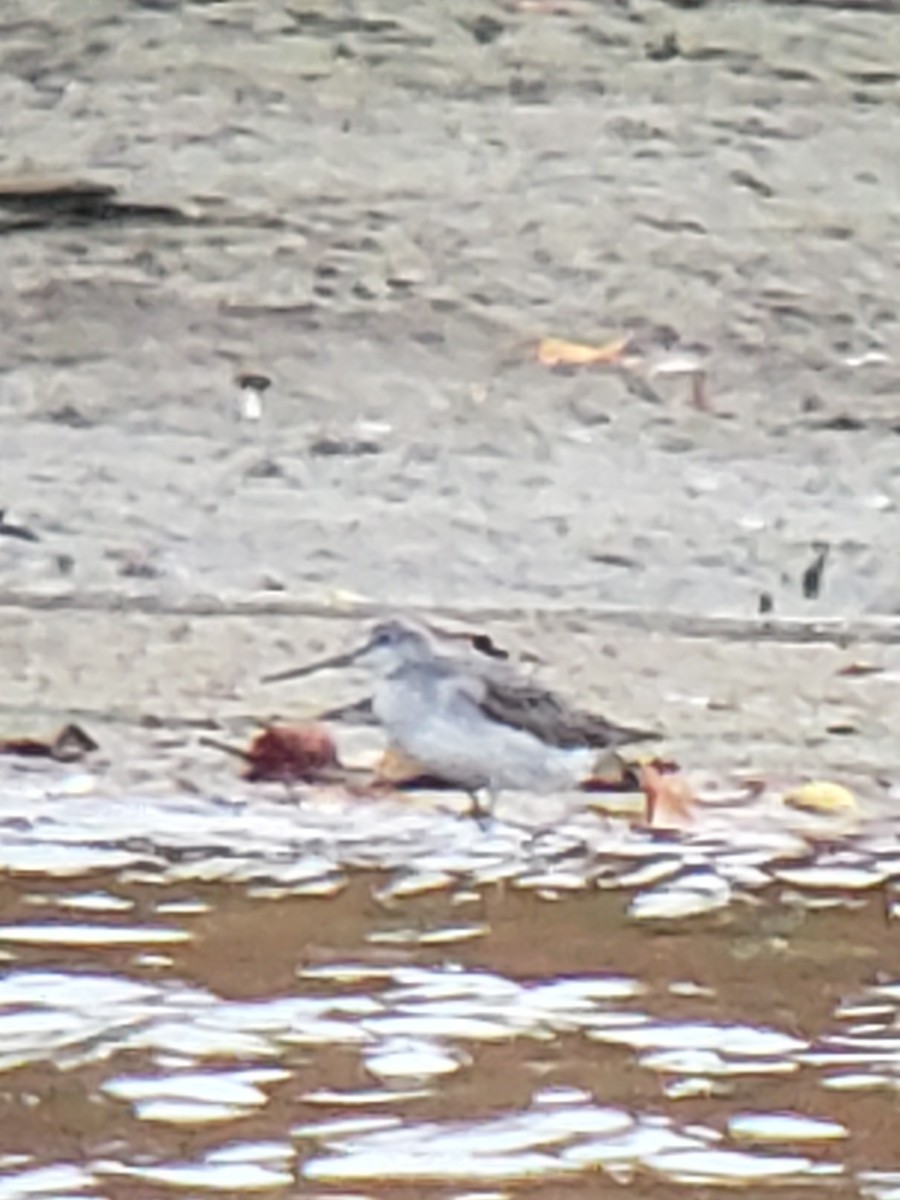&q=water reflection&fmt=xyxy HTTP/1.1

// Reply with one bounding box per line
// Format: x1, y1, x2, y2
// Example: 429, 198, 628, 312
0, 815, 898, 1198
